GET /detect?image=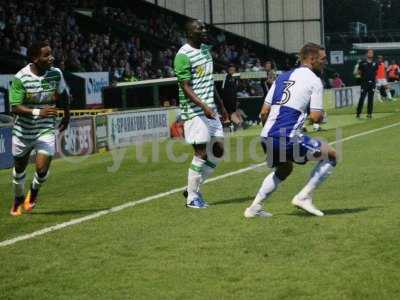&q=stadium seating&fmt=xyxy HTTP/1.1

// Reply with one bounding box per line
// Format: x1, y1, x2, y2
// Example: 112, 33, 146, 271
0, 0, 294, 81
